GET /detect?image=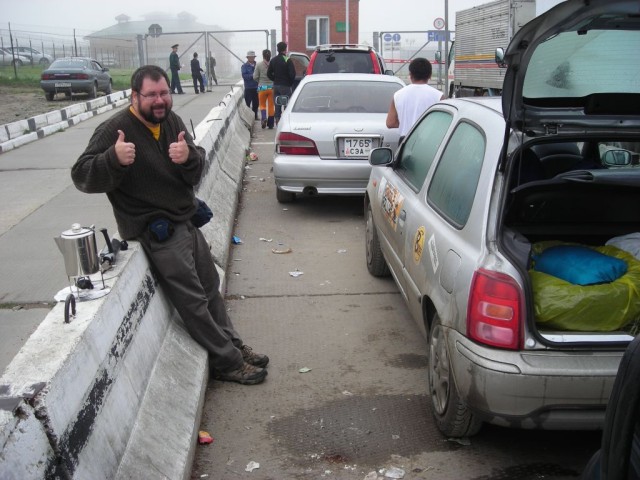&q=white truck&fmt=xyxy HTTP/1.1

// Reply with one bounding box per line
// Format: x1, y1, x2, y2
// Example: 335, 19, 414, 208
448, 0, 562, 97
